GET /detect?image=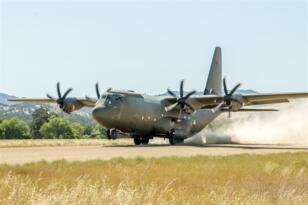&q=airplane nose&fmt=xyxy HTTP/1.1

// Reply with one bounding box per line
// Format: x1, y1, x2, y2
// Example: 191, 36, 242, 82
92, 107, 105, 120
